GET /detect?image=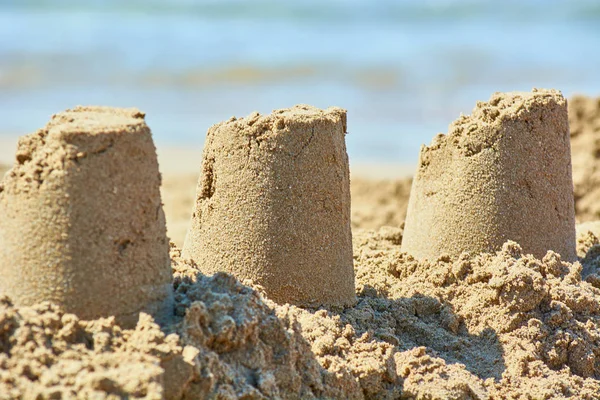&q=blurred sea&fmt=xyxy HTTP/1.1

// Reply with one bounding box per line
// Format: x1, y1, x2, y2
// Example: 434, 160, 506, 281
1, 0, 599, 164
